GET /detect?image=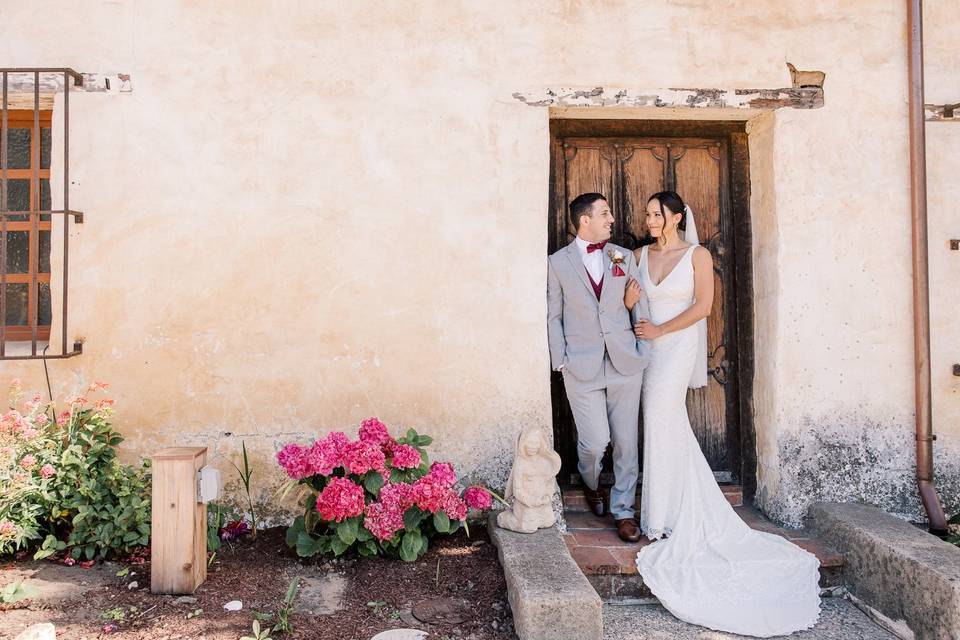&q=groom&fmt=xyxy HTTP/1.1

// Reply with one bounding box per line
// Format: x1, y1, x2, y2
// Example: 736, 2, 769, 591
547, 193, 651, 542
